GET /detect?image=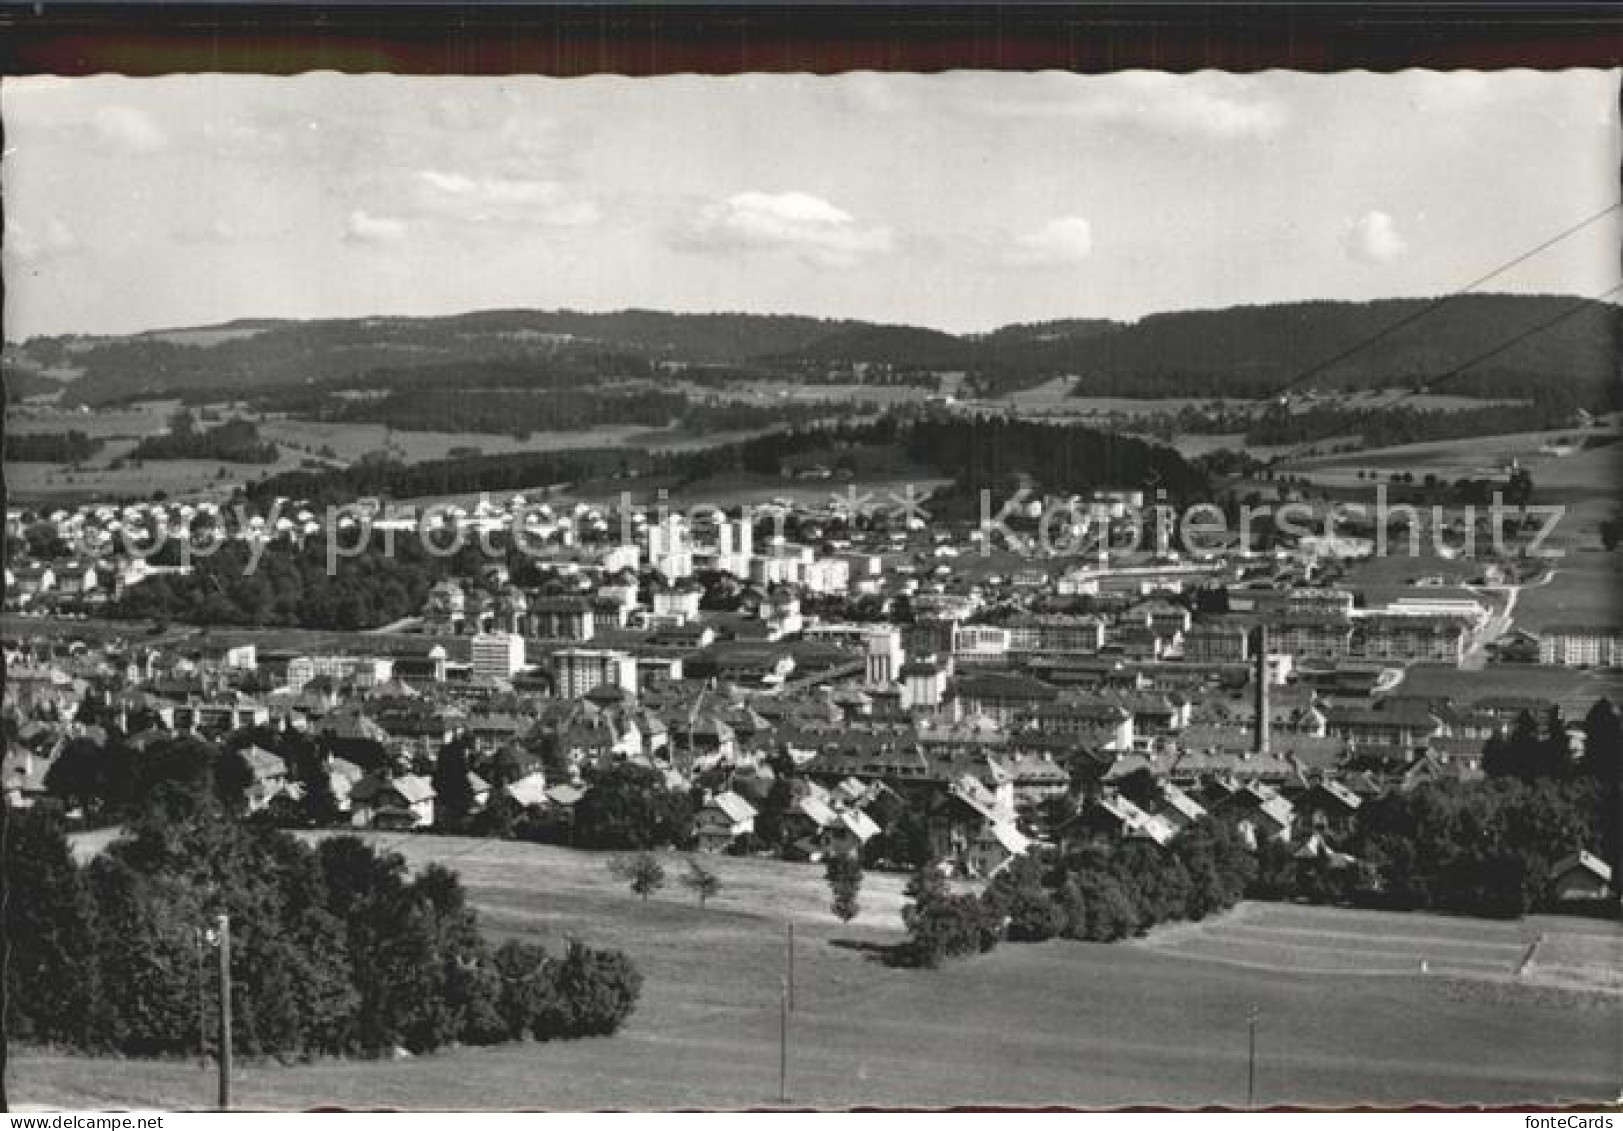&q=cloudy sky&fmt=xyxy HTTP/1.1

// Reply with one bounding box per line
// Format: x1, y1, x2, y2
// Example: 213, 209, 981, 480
3, 69, 1618, 338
